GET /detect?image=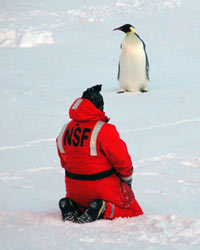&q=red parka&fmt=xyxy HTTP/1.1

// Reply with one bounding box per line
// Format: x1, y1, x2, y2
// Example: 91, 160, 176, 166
57, 98, 143, 219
